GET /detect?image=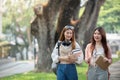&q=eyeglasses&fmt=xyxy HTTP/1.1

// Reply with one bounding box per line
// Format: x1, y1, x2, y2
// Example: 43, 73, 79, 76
64, 25, 74, 30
